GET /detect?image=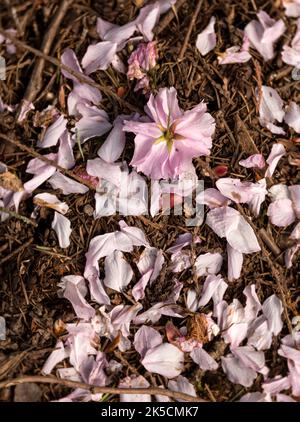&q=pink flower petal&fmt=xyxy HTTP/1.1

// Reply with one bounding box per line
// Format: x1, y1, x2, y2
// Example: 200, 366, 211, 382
103, 251, 133, 292
221, 355, 257, 387
267, 198, 296, 227
227, 243, 243, 281
262, 294, 283, 335
141, 343, 184, 378
239, 154, 266, 169
284, 101, 300, 132
82, 41, 118, 74
168, 376, 197, 402
60, 275, 95, 320
119, 375, 151, 402
206, 206, 261, 253
196, 16, 216, 56
42, 341, 68, 374
283, 0, 300, 17
51, 211, 71, 248
134, 325, 162, 358
194, 252, 223, 277
38, 115, 68, 148
97, 115, 126, 163
48, 172, 89, 195
245, 11, 285, 61
258, 86, 285, 134
190, 346, 218, 371
265, 143, 286, 177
